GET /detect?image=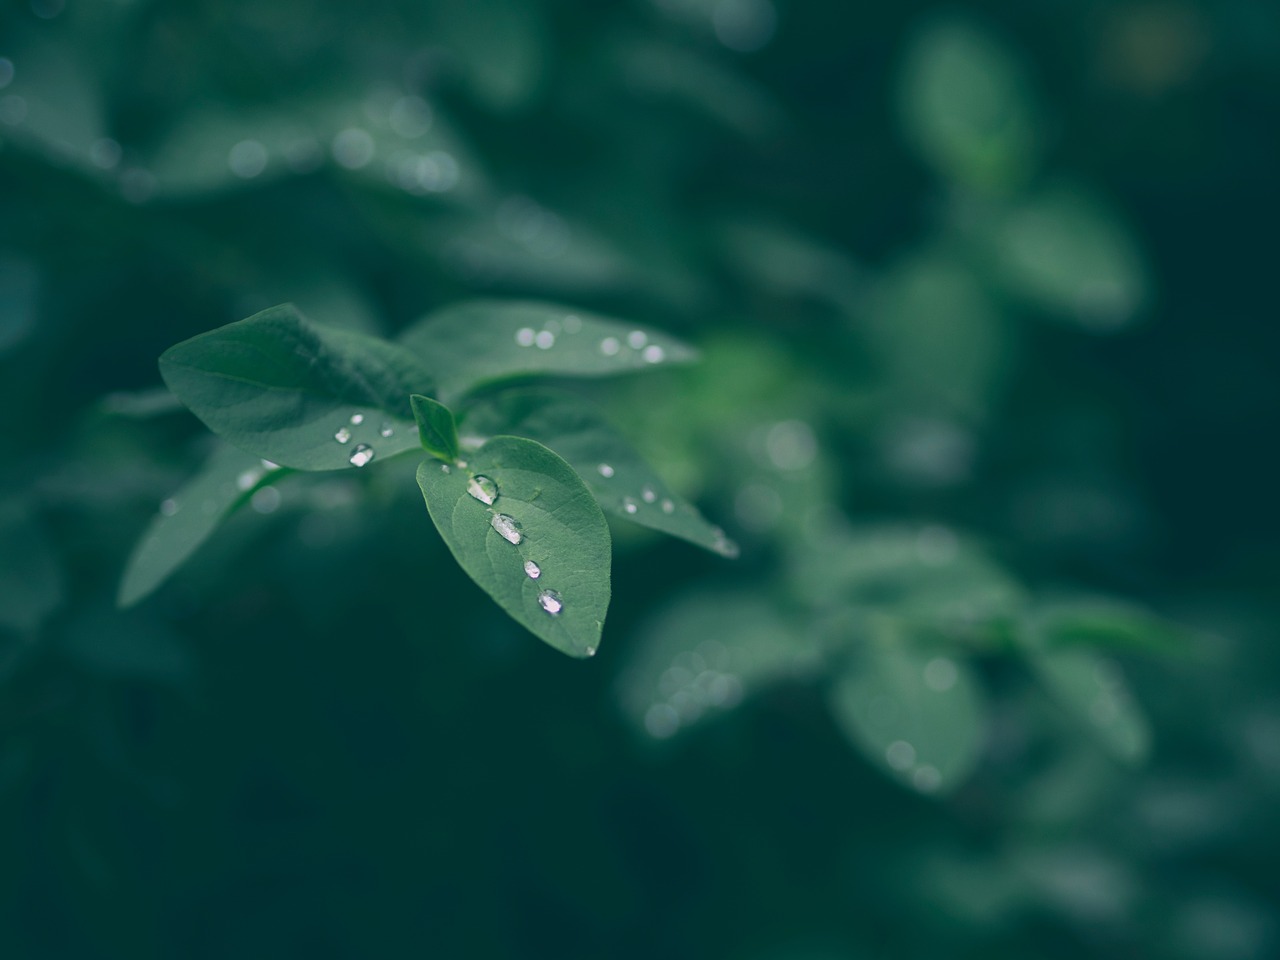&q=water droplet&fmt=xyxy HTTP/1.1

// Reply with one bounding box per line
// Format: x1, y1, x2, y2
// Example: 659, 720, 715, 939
440, 464, 451, 473
349, 444, 375, 467
467, 474, 499, 505
623, 497, 638, 515
912, 765, 942, 793
642, 344, 665, 363
644, 703, 680, 739
334, 426, 352, 443
260, 459, 280, 471
350, 413, 364, 425
584, 645, 597, 657
627, 330, 648, 349
515, 326, 535, 347
661, 498, 675, 514
491, 513, 522, 544
379, 423, 394, 438
597, 463, 615, 478
250, 486, 282, 514
236, 469, 261, 491
923, 657, 959, 692
534, 330, 555, 349
537, 588, 563, 615
332, 127, 375, 169
159, 498, 179, 517
885, 740, 917, 771
599, 337, 620, 356
523, 559, 541, 579
641, 485, 657, 503
563, 314, 582, 333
